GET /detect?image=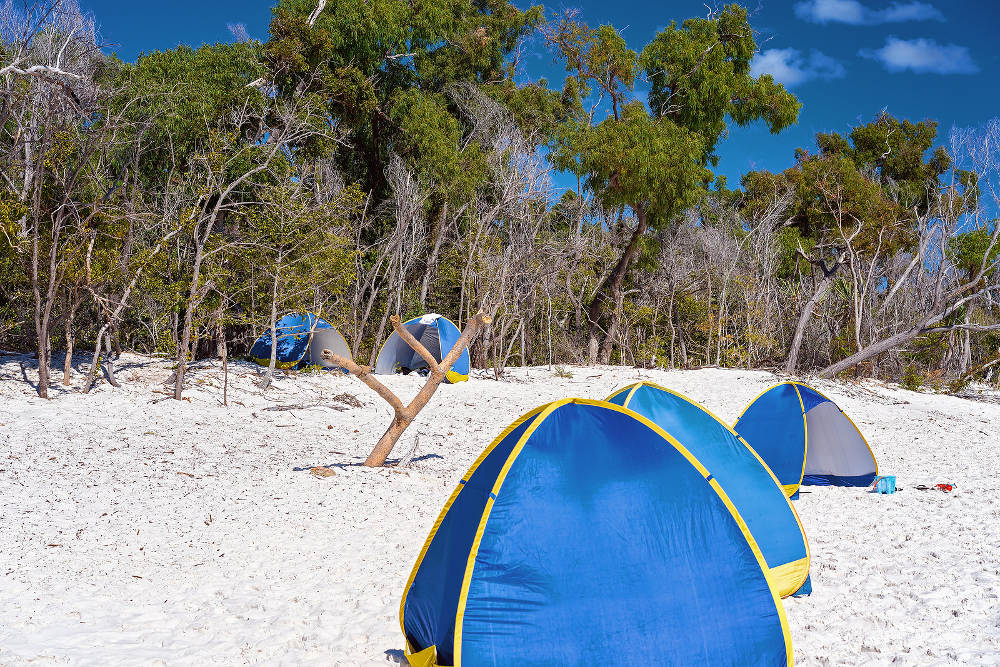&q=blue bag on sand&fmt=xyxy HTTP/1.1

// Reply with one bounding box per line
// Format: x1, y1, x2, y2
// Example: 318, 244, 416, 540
873, 475, 896, 494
